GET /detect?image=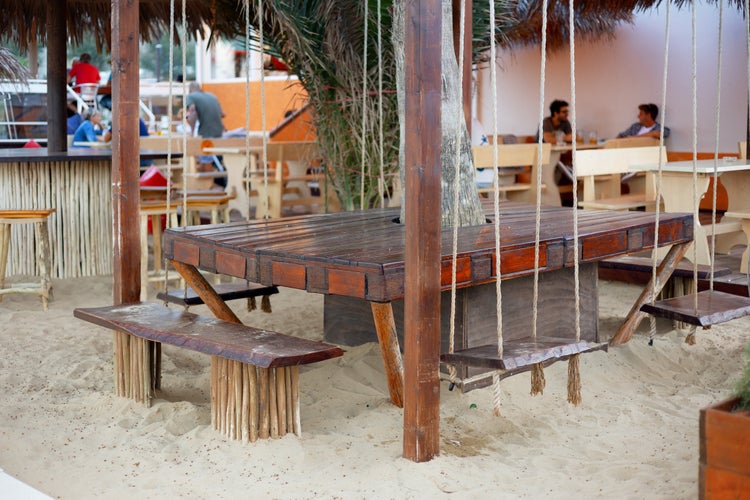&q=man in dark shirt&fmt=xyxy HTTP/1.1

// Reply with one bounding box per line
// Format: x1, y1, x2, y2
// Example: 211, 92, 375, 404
185, 82, 227, 187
